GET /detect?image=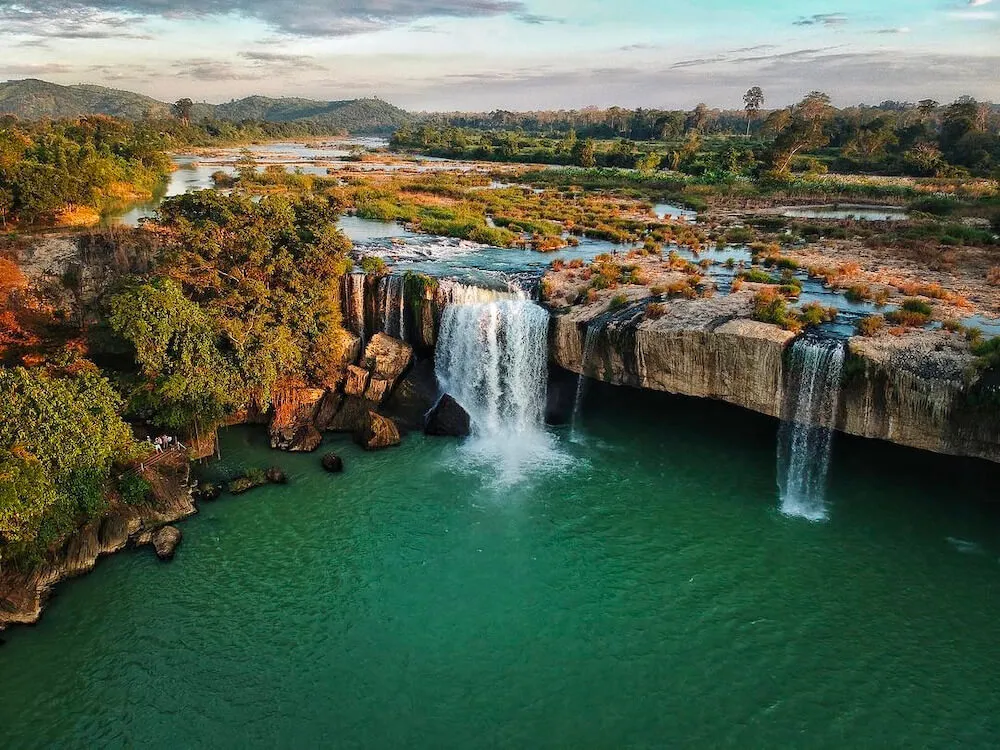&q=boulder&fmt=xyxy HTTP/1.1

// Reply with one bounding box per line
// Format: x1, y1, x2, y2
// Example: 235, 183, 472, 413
424, 394, 471, 437
326, 395, 376, 433
364, 377, 391, 404
313, 391, 342, 431
380, 358, 438, 431
228, 470, 269, 495
152, 526, 182, 560
321, 452, 344, 473
265, 467, 287, 484
344, 365, 371, 398
364, 333, 413, 385
193, 482, 221, 502
354, 411, 401, 451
